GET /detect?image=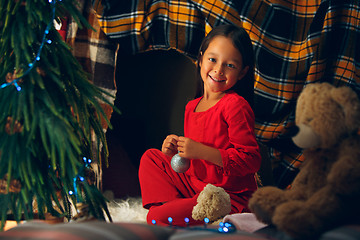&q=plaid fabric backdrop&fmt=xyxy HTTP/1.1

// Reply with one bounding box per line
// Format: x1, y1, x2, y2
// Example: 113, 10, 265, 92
67, 0, 117, 130
65, 0, 118, 188
71, 0, 360, 188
